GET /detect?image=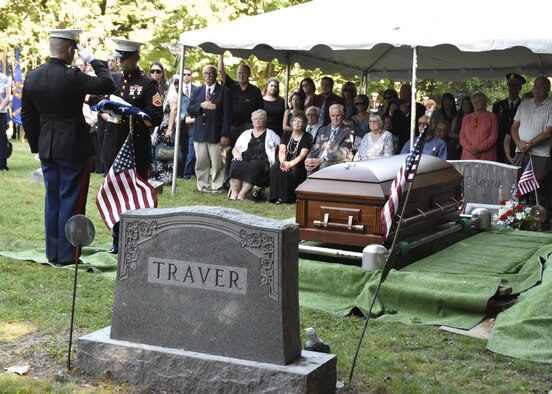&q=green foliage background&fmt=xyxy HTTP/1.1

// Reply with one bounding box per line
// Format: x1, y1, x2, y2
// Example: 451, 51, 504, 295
0, 0, 531, 106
